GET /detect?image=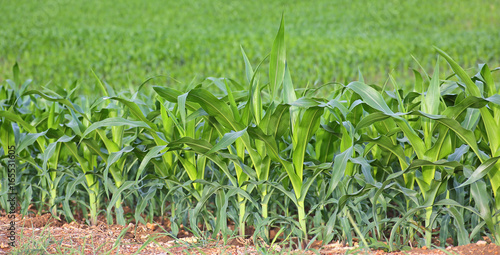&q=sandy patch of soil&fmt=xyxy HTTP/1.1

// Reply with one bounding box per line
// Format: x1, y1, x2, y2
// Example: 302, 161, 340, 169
0, 212, 498, 254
